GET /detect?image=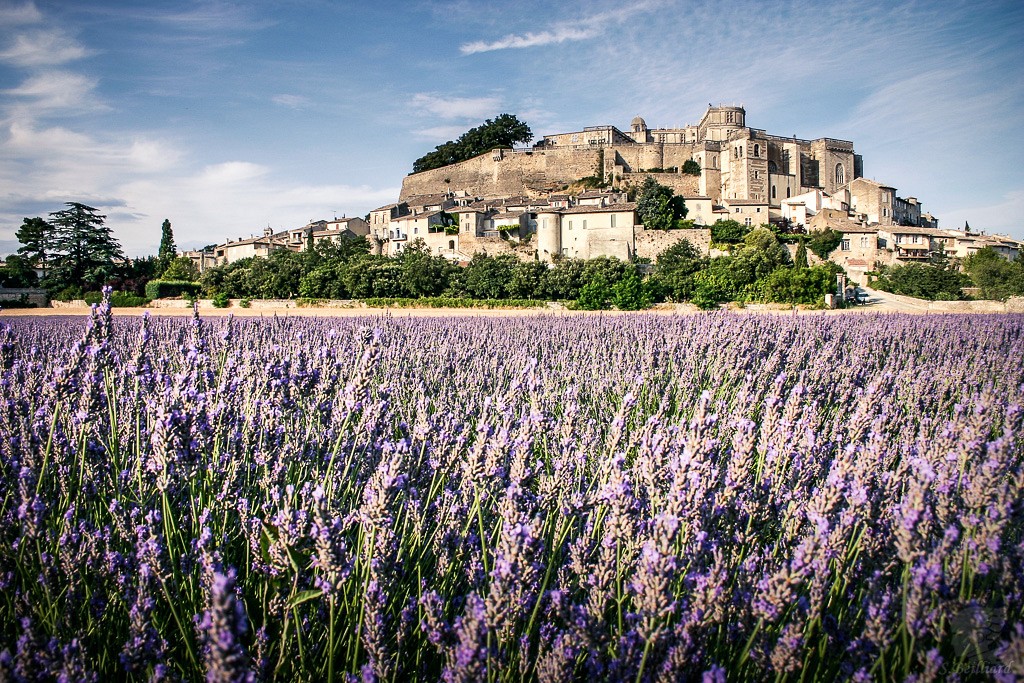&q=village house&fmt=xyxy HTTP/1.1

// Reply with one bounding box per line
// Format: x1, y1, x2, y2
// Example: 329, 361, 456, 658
214, 229, 291, 265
